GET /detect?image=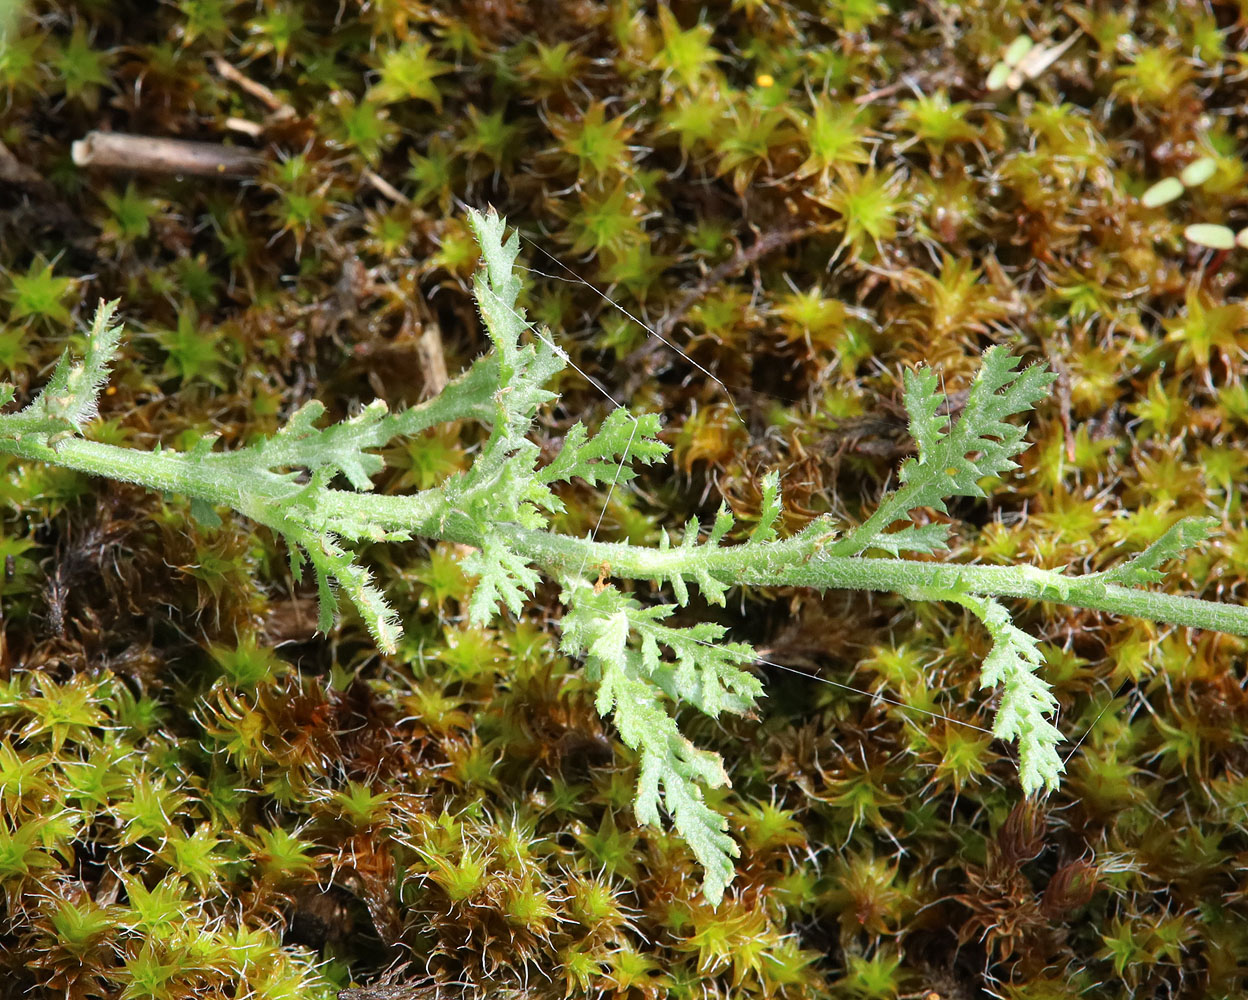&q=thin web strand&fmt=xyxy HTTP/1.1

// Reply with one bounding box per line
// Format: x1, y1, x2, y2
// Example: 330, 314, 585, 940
516, 237, 747, 426
626, 617, 999, 737
515, 260, 809, 408
513, 237, 742, 574
752, 652, 996, 736
579, 417, 640, 579
522, 320, 623, 409
482, 269, 641, 566
1061, 682, 1127, 767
